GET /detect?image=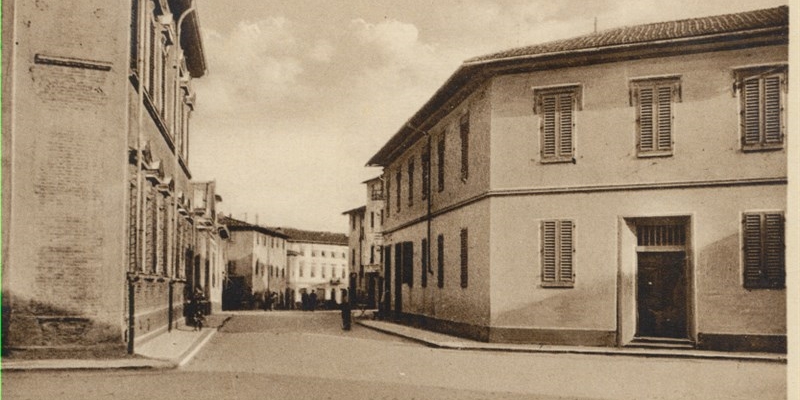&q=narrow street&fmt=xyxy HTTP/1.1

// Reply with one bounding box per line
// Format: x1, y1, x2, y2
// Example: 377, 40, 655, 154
3, 312, 787, 400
